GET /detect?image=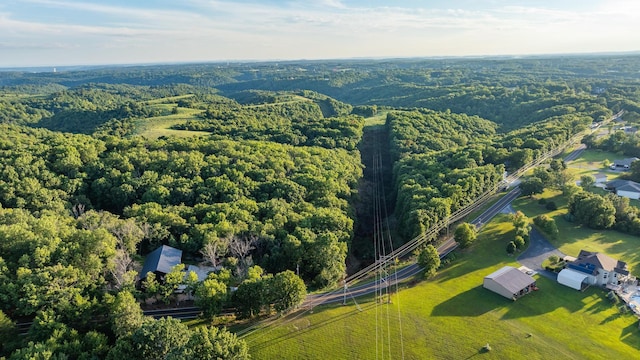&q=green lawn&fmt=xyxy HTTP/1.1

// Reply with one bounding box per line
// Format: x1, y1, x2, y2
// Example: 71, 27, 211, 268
133, 107, 210, 139
144, 94, 196, 105
242, 214, 640, 359
513, 190, 640, 272
564, 149, 628, 183
363, 111, 388, 128
567, 149, 622, 168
